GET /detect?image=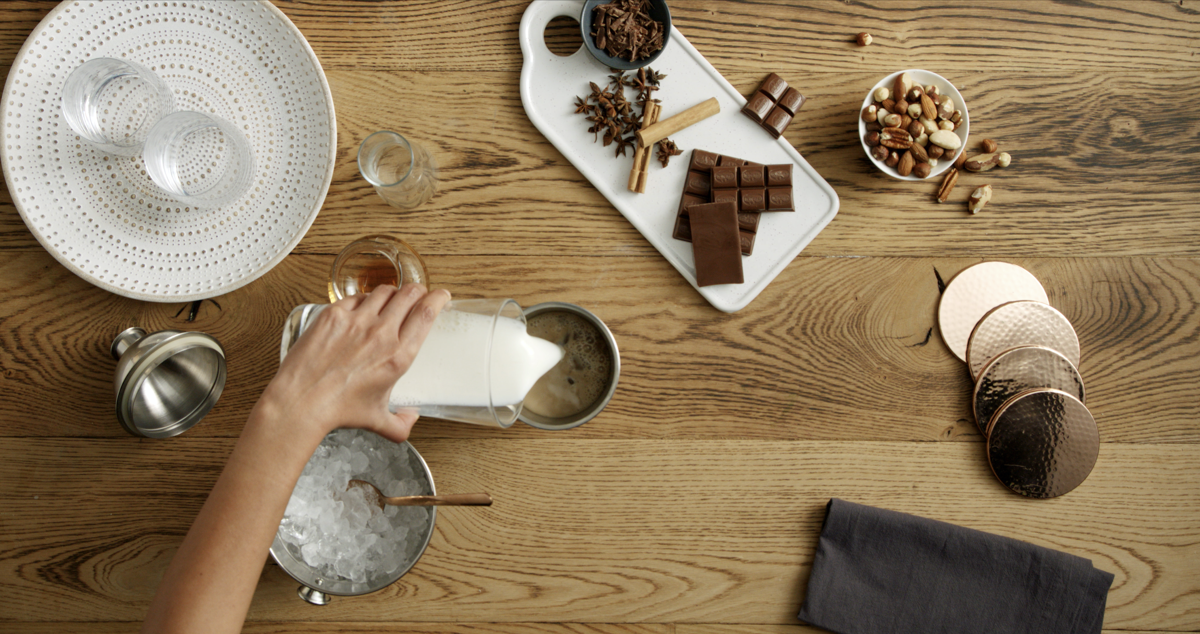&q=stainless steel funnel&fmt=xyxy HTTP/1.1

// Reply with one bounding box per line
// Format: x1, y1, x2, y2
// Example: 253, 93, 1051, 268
111, 327, 226, 438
